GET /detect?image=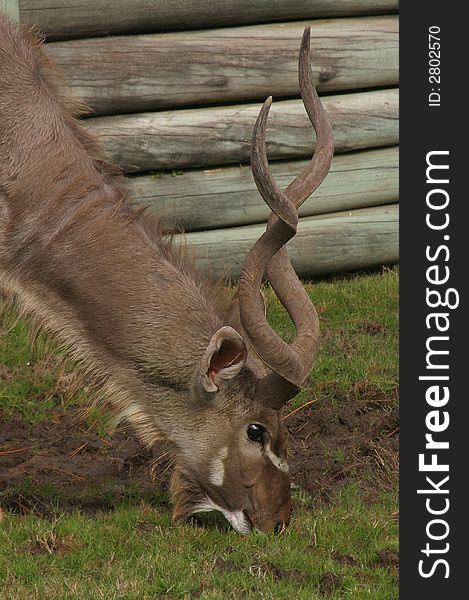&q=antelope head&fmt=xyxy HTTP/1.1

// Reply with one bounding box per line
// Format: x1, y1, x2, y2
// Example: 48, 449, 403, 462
170, 27, 334, 533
